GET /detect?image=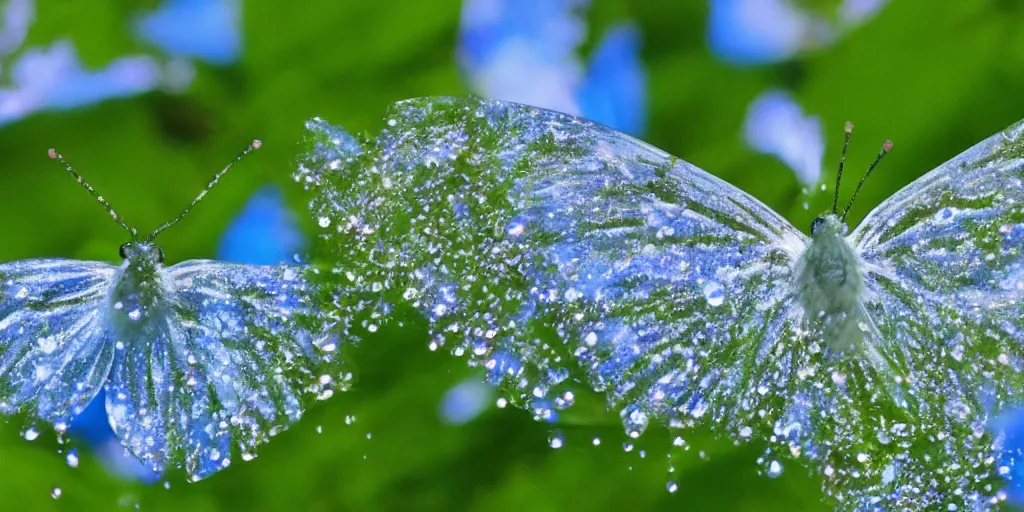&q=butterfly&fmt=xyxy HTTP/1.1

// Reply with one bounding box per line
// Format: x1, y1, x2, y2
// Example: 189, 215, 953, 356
0, 141, 347, 481
297, 96, 1024, 510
